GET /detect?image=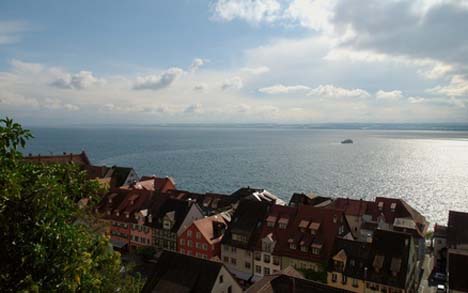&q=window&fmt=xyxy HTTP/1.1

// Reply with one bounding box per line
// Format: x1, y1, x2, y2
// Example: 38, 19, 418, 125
264, 254, 271, 263
230, 257, 236, 265
223, 245, 229, 252
180, 239, 185, 246
267, 221, 275, 228
196, 242, 201, 249
245, 262, 251, 269
279, 223, 287, 229
180, 249, 185, 254
300, 245, 308, 252
187, 240, 193, 247
290, 243, 296, 250
264, 267, 270, 275
342, 275, 347, 285
227, 286, 232, 293
231, 247, 237, 253
232, 233, 247, 243
187, 250, 192, 256
255, 252, 261, 261
256, 265, 262, 274
202, 244, 208, 250
273, 256, 280, 265
223, 256, 229, 263
196, 232, 201, 239
219, 275, 224, 283
187, 230, 192, 237
332, 273, 337, 283
312, 247, 320, 255
352, 278, 358, 288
